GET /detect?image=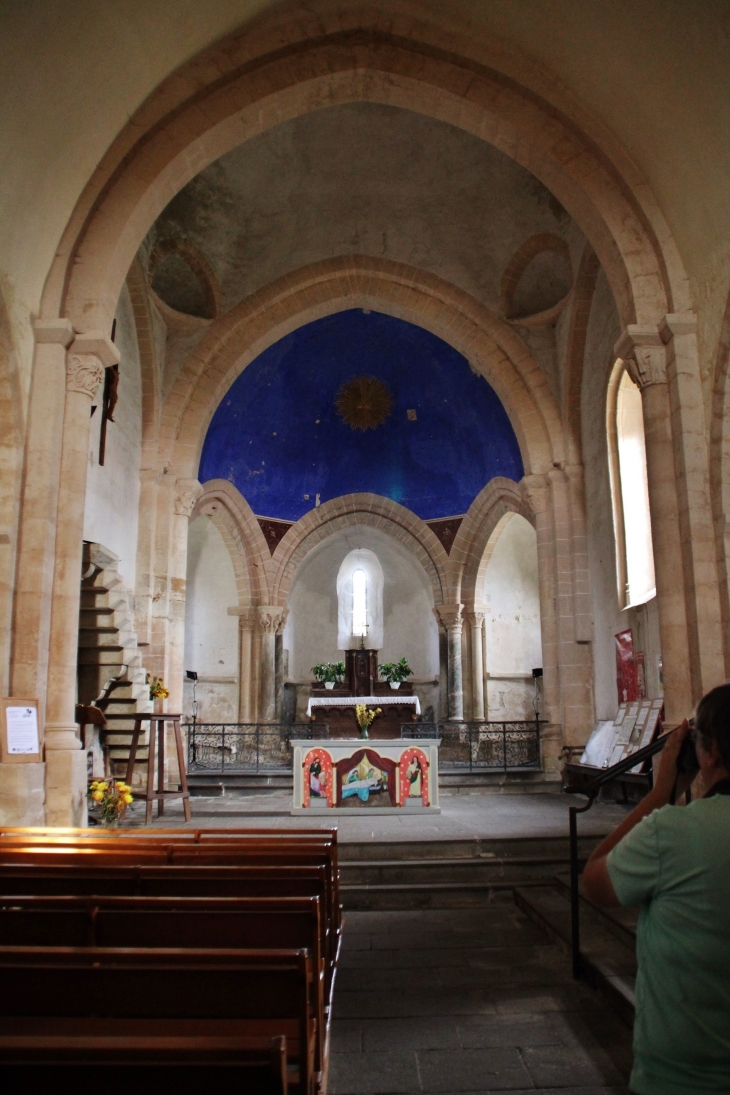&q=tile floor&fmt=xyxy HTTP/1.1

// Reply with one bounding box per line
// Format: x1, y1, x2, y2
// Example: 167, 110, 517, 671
329, 901, 632, 1094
